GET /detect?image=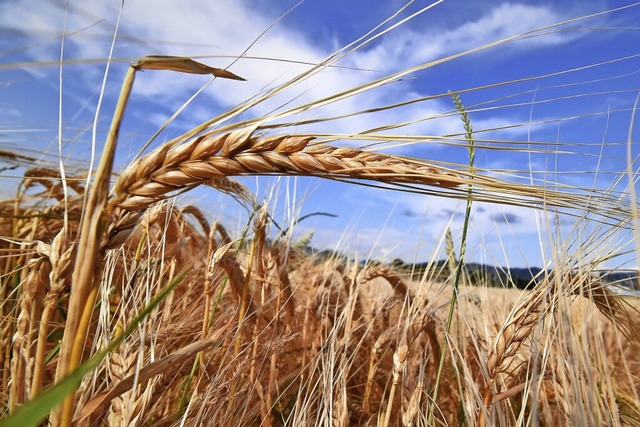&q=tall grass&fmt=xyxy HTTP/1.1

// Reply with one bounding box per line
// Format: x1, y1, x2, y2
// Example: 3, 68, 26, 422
1, 2, 639, 426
